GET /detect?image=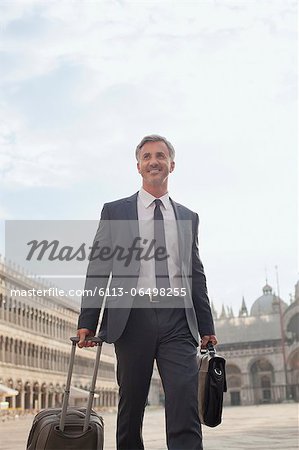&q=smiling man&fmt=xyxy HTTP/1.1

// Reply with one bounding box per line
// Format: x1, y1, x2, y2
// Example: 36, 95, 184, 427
137, 139, 175, 190
77, 134, 217, 450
